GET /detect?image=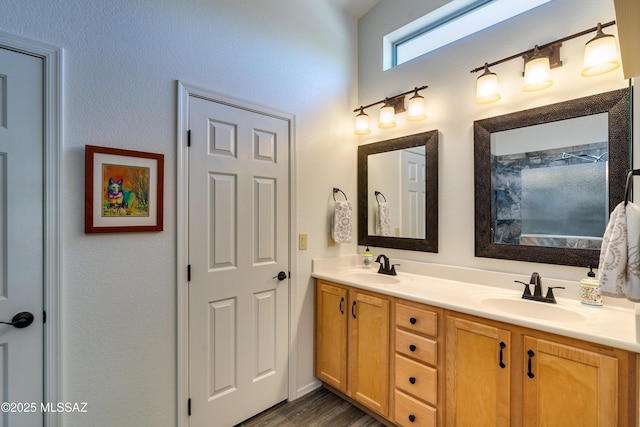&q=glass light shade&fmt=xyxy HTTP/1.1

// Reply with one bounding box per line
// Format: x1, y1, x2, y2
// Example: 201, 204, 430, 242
378, 103, 396, 128
354, 110, 371, 135
406, 93, 427, 121
523, 53, 552, 92
581, 28, 620, 76
475, 66, 501, 104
